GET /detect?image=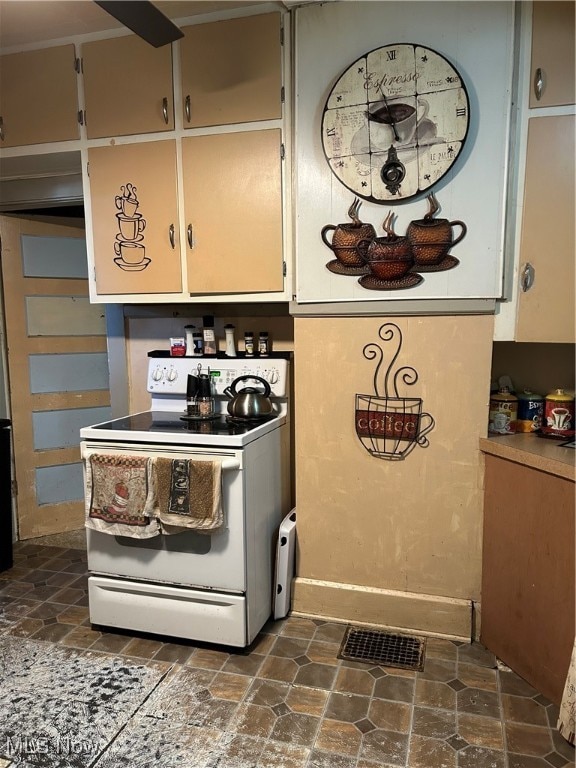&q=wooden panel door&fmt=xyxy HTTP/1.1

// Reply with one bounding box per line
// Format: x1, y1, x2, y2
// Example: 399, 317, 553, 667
82, 35, 174, 139
530, 1, 575, 108
516, 115, 575, 342
0, 215, 111, 539
0, 45, 79, 148
88, 141, 182, 295
180, 13, 282, 128
481, 454, 575, 705
182, 129, 283, 294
